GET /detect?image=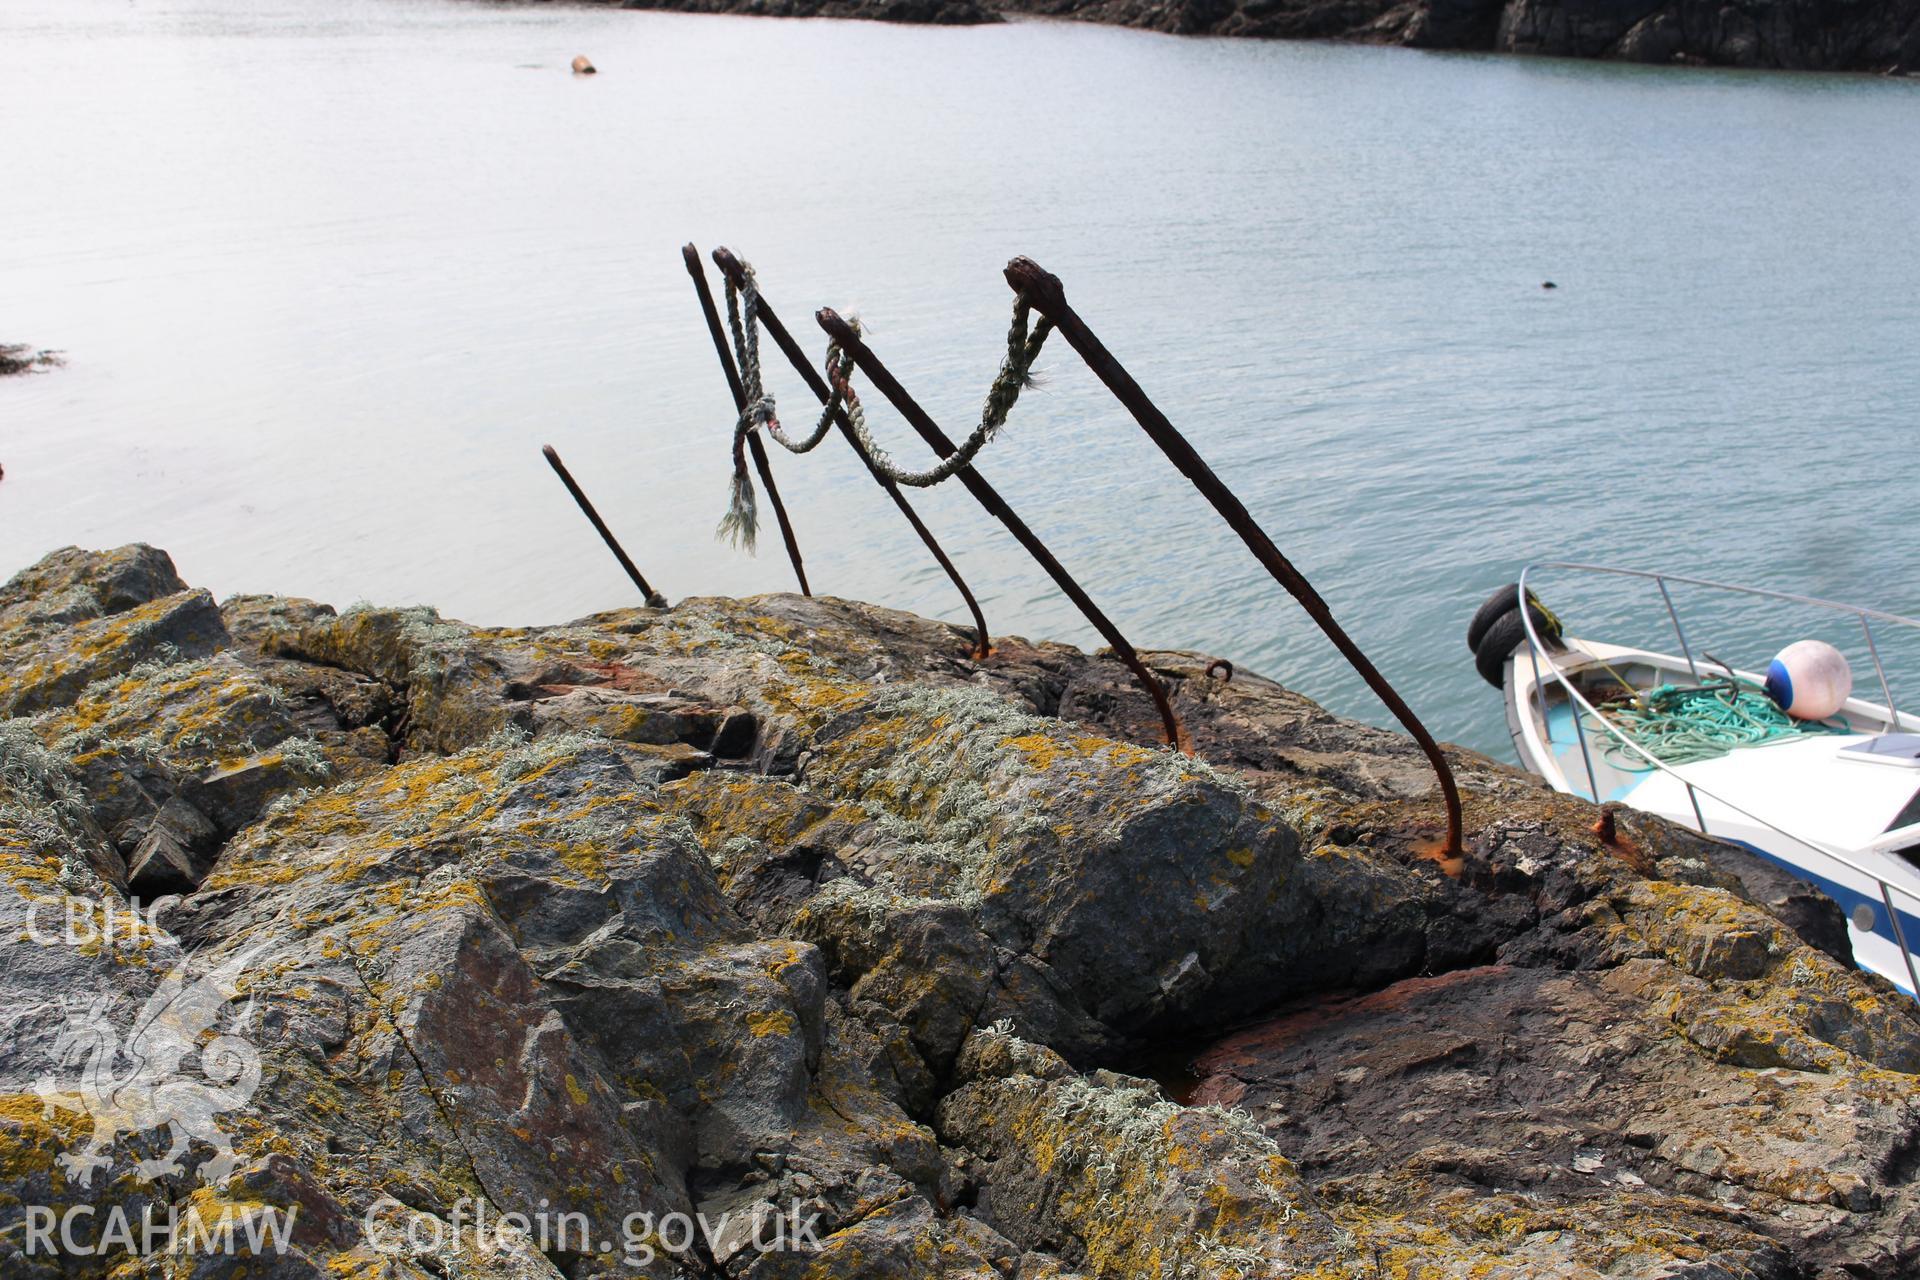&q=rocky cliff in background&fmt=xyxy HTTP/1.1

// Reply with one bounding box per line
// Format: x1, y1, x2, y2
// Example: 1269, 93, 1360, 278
3, 544, 1919, 1278
577, 0, 1919, 72
1010, 0, 1918, 70
585, 0, 999, 24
